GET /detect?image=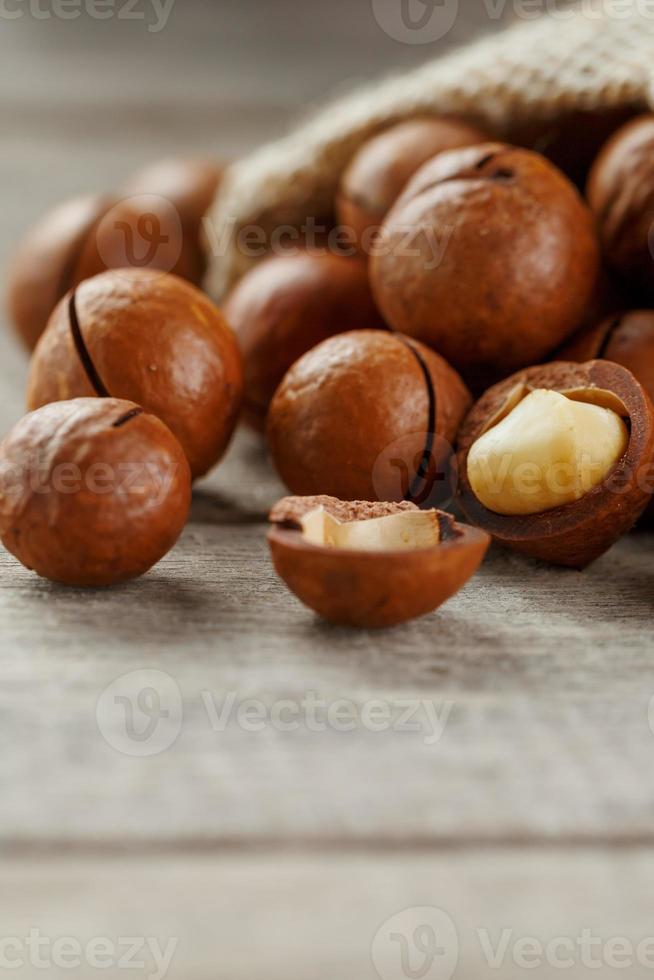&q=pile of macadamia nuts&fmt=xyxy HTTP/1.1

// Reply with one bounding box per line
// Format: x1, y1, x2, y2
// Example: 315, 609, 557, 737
5, 111, 654, 626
